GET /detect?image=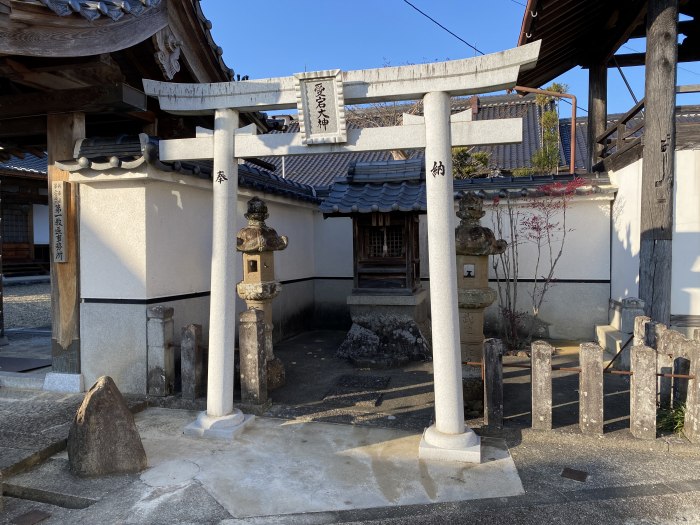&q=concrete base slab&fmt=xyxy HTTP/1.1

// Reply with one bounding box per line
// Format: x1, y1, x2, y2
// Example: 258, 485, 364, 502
43, 372, 84, 393
0, 371, 45, 390
418, 424, 482, 463
136, 408, 522, 519
183, 410, 255, 440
